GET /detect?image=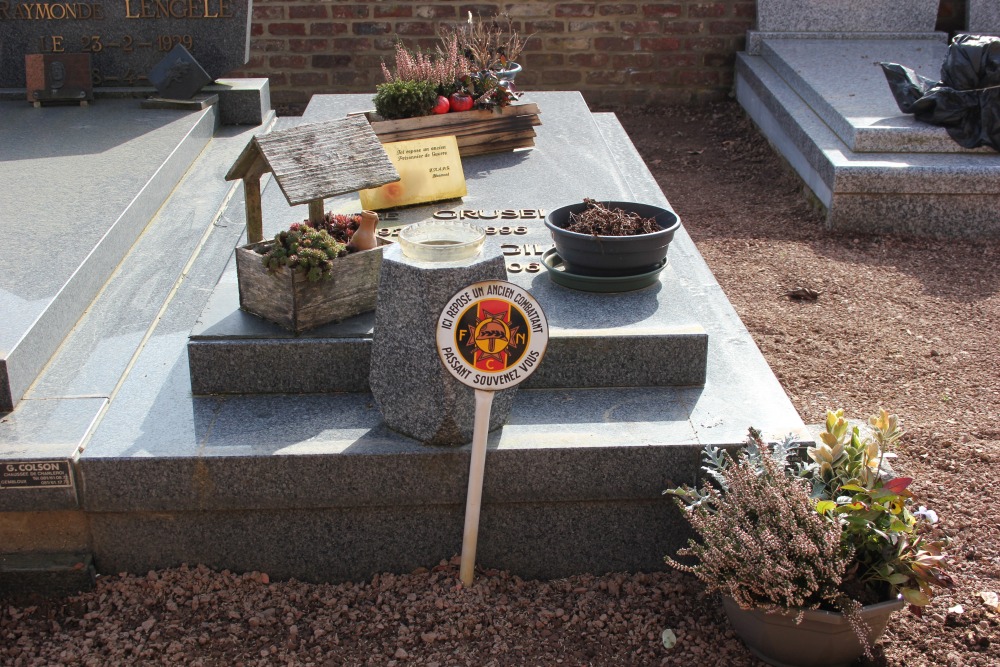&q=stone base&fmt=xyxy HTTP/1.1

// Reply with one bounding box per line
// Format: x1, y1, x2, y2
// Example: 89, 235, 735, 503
370, 244, 513, 446
736, 40, 1000, 239
0, 553, 96, 602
